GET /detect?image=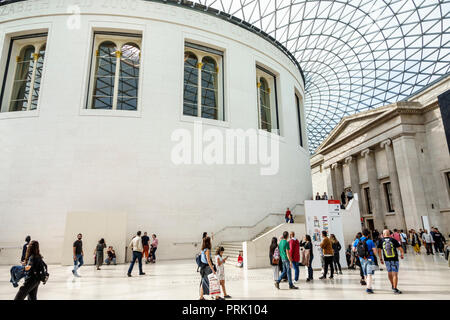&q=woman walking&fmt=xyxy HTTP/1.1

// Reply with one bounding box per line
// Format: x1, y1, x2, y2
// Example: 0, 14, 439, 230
215, 247, 231, 299
303, 235, 314, 281
330, 234, 343, 274
411, 229, 421, 255
269, 237, 280, 281
94, 238, 106, 270
199, 237, 221, 300
14, 241, 47, 300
